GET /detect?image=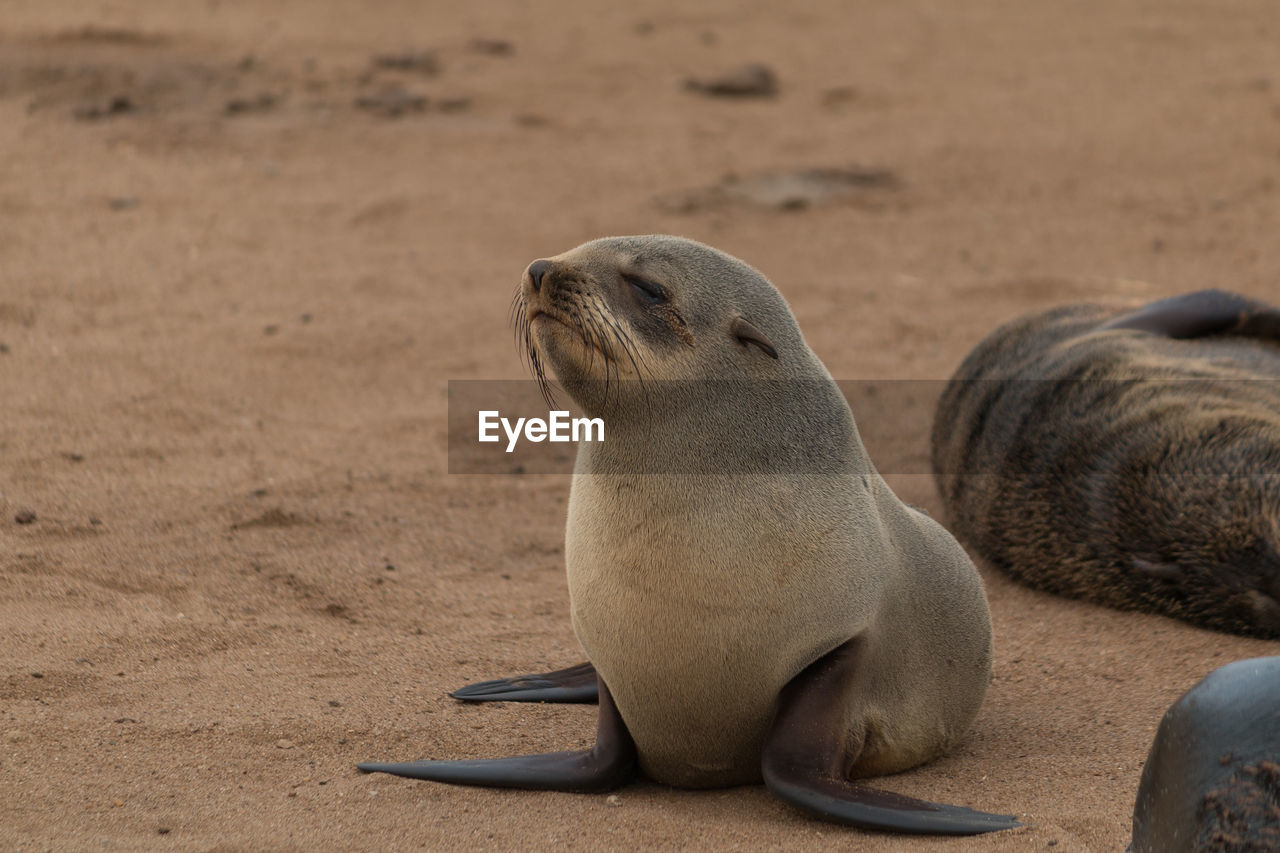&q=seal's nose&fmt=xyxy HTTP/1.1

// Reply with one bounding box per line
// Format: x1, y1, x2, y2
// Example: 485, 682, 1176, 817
527, 259, 552, 293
